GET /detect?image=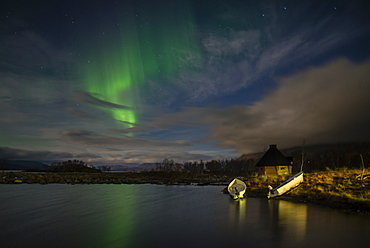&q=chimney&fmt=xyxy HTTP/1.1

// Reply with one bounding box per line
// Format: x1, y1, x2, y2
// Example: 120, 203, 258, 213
269, 144, 277, 149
